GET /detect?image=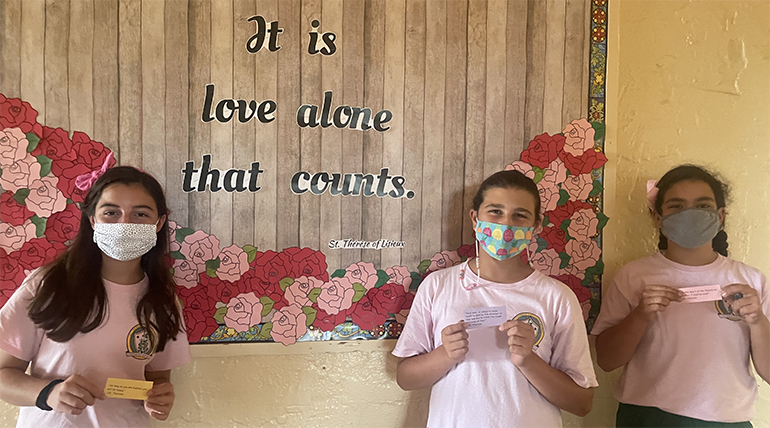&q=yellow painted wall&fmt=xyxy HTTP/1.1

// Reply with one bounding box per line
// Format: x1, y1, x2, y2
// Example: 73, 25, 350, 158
1, 0, 769, 426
